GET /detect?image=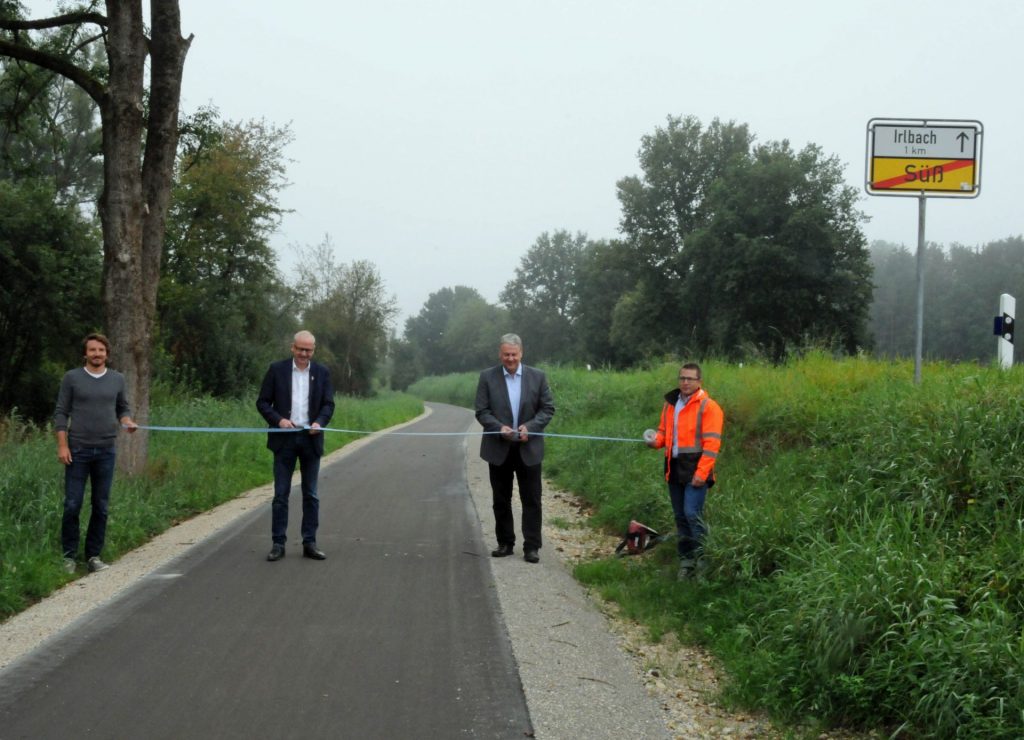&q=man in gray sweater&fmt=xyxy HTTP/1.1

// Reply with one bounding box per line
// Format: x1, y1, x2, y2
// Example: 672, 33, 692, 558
53, 333, 137, 573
